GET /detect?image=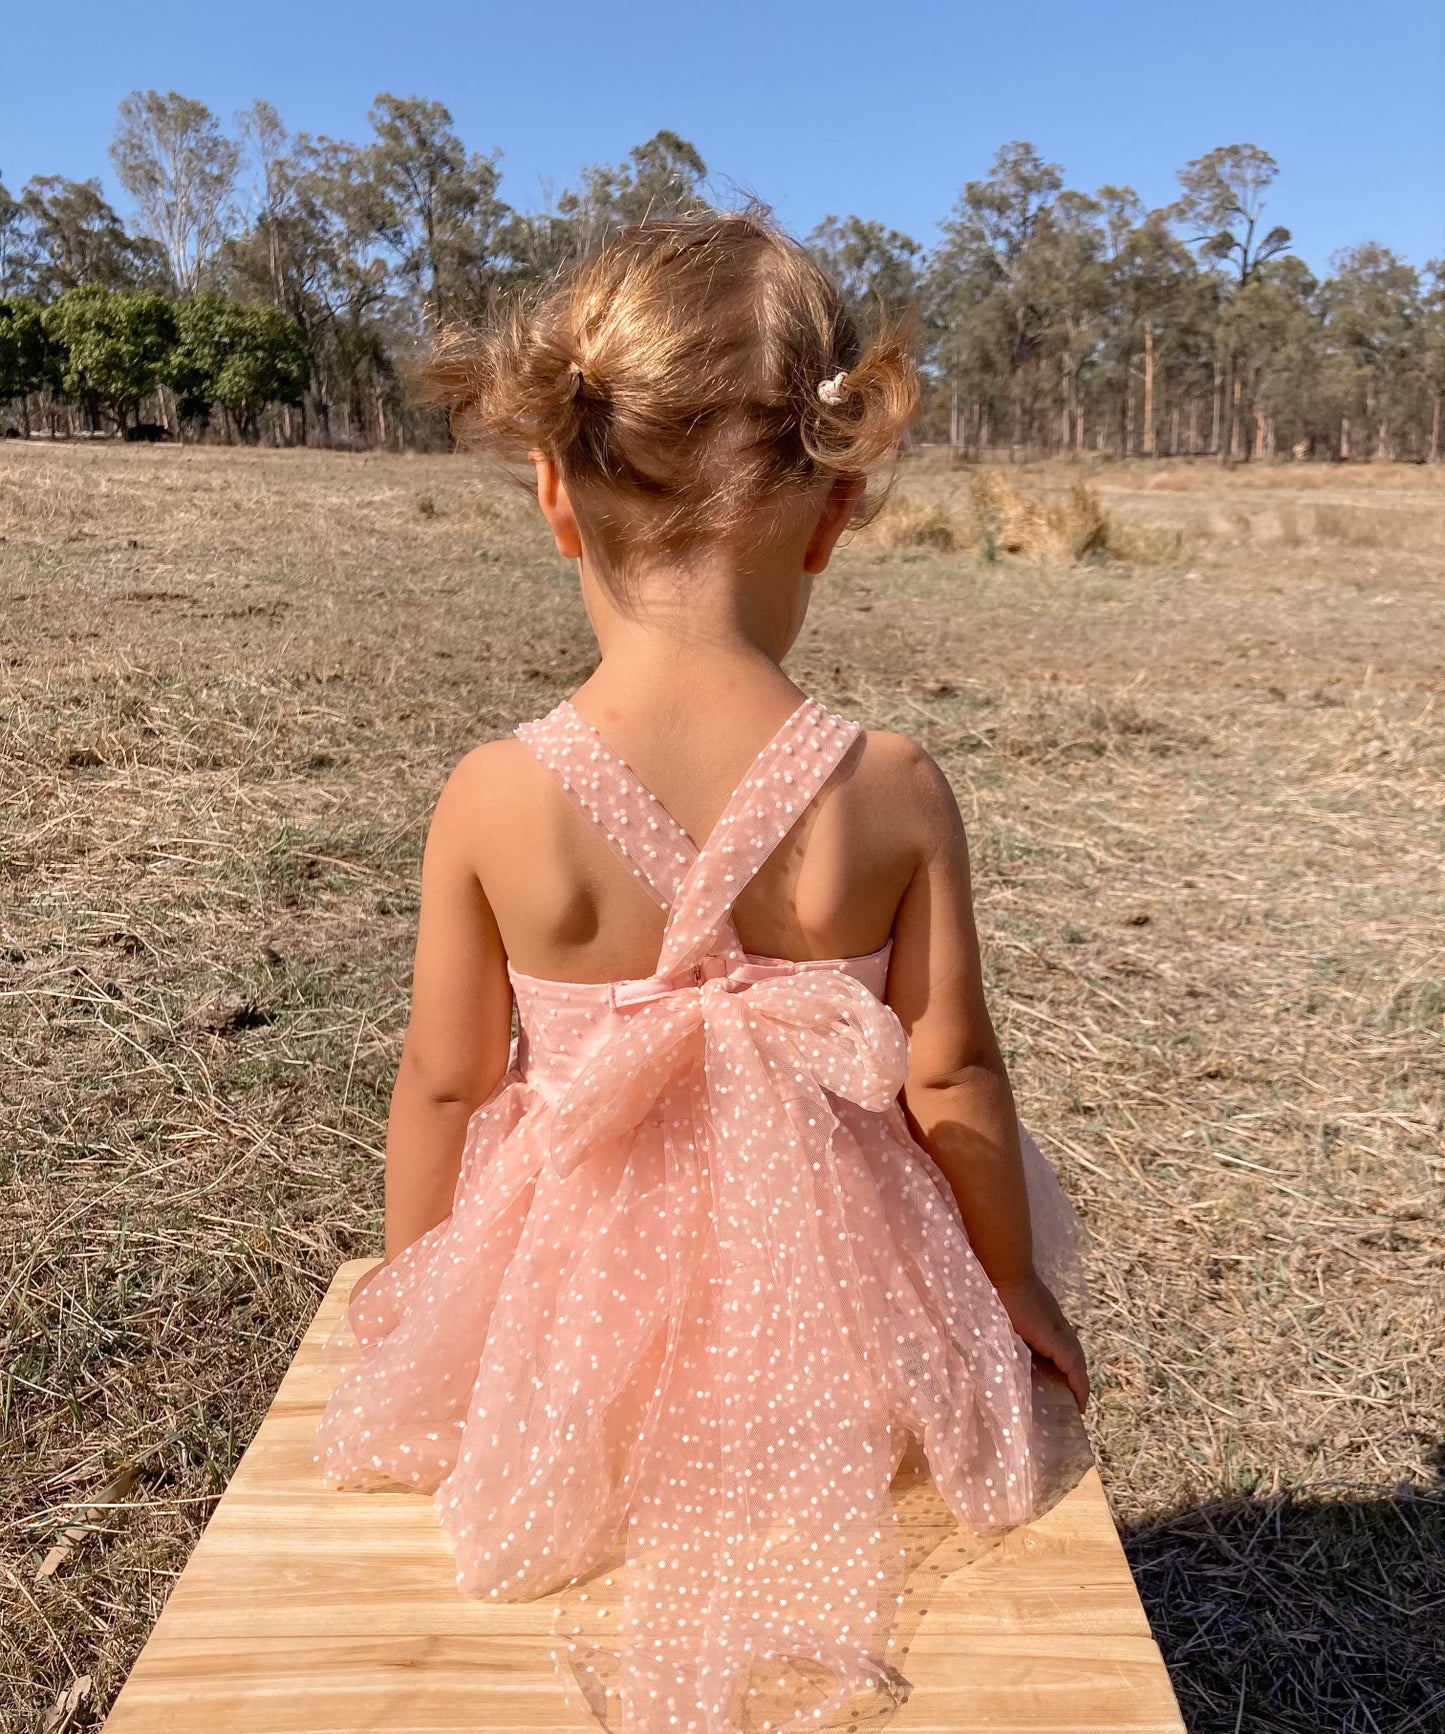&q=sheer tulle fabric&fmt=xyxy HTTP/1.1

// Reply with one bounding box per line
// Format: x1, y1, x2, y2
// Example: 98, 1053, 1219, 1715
315, 699, 1086, 1734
